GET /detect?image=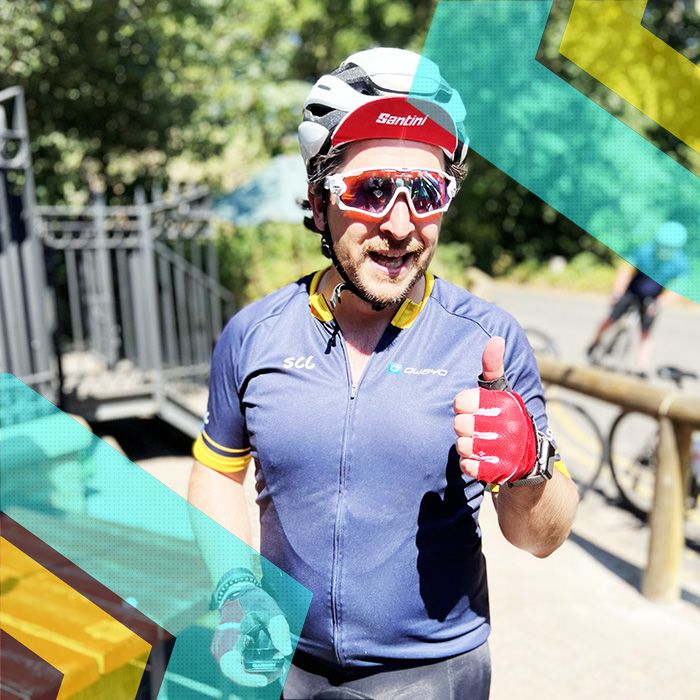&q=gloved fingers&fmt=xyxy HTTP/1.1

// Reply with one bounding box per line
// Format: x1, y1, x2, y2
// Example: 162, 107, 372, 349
454, 387, 479, 414
455, 436, 473, 460
211, 620, 241, 661
453, 413, 474, 437
219, 649, 270, 688
268, 614, 293, 656
459, 457, 480, 478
